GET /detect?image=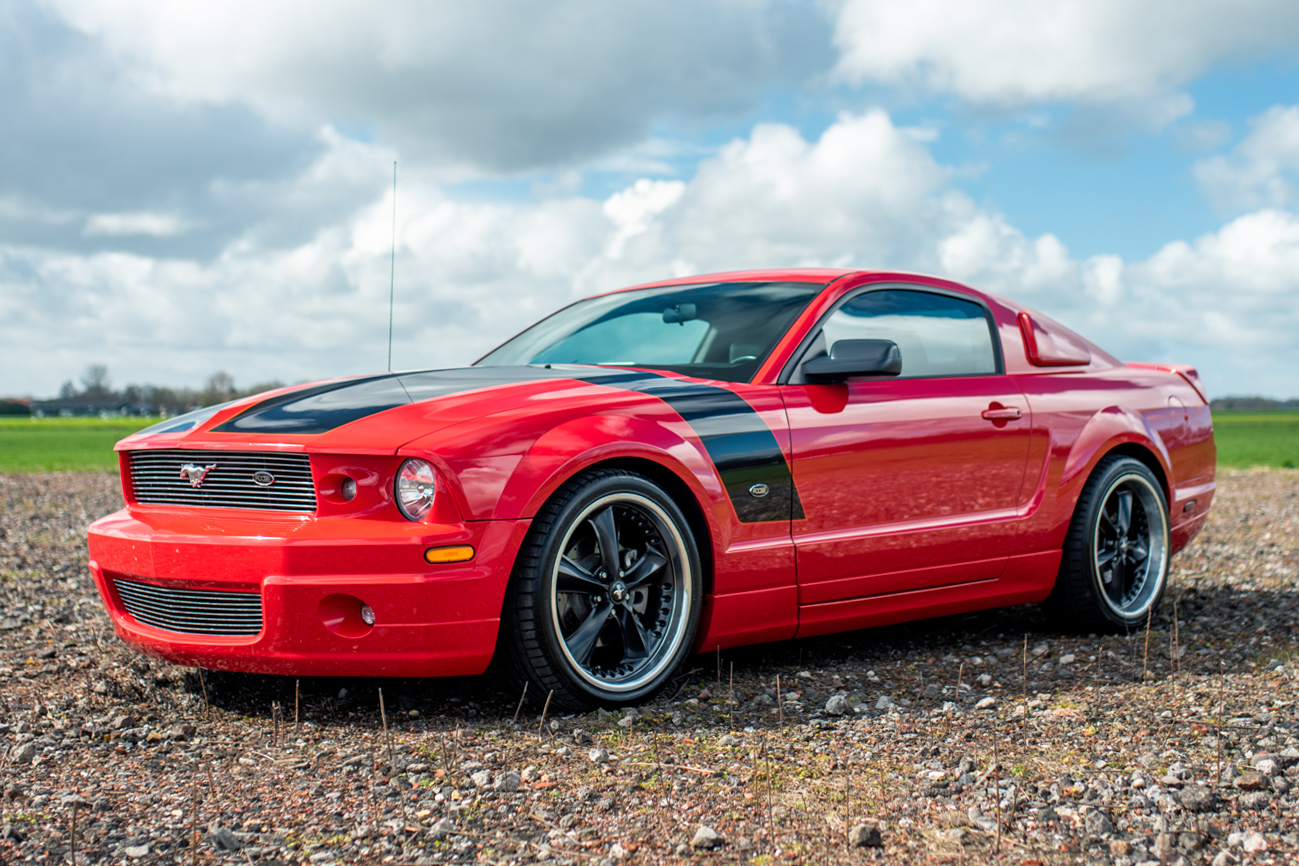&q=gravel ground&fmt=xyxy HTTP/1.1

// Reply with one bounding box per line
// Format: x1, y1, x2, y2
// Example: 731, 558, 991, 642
1, 469, 1297, 865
